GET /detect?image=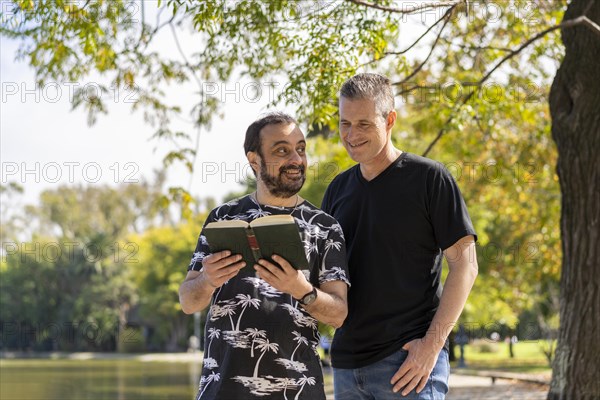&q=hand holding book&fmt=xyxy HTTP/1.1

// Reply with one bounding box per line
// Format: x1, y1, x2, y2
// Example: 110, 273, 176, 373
200, 250, 247, 288
254, 254, 314, 300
